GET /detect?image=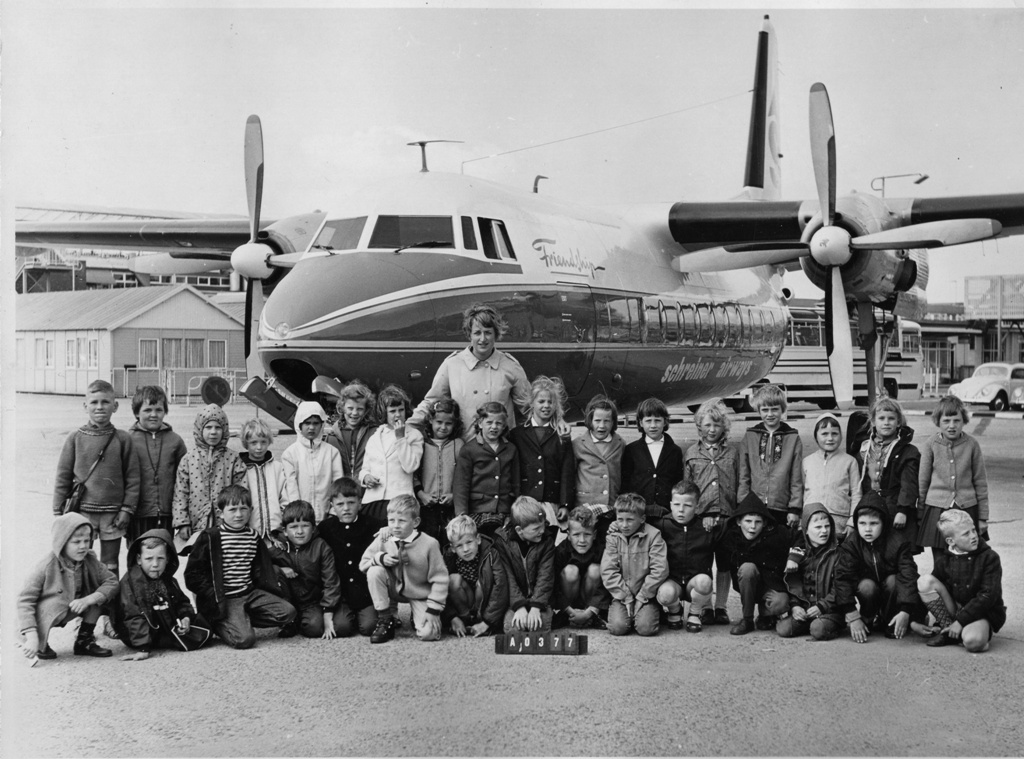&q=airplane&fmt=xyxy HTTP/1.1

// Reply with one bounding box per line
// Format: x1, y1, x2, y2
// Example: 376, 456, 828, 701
16, 16, 1024, 426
